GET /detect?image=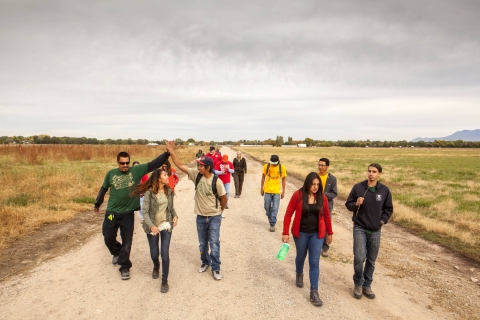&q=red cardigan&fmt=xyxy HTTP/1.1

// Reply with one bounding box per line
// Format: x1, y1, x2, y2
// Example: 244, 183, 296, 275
282, 190, 333, 239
